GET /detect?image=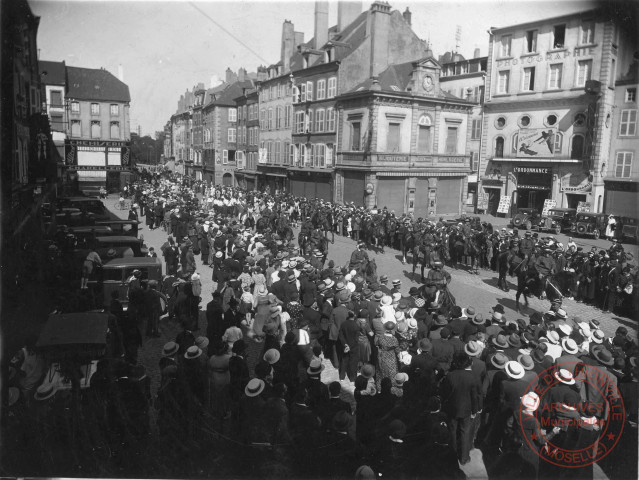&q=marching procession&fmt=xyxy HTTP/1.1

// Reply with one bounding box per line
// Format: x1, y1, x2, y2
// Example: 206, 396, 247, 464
5, 169, 637, 479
